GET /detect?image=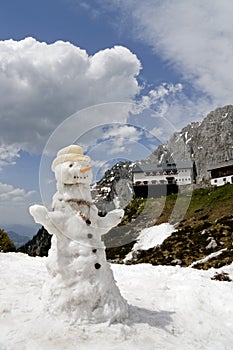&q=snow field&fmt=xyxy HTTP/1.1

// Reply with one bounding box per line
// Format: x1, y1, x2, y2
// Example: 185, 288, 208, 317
0, 253, 233, 350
